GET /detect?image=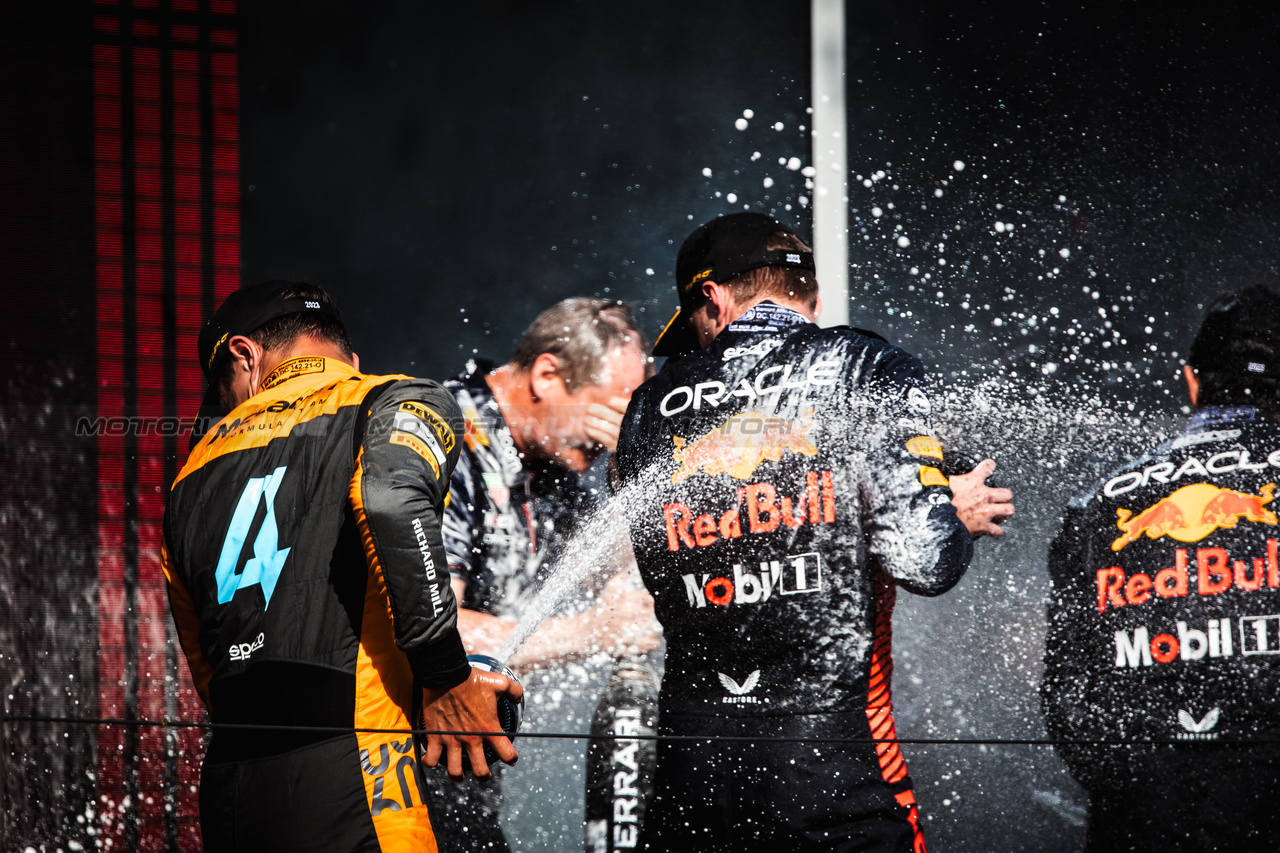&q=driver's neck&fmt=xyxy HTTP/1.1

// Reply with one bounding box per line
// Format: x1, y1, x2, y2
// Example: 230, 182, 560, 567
256, 340, 355, 391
